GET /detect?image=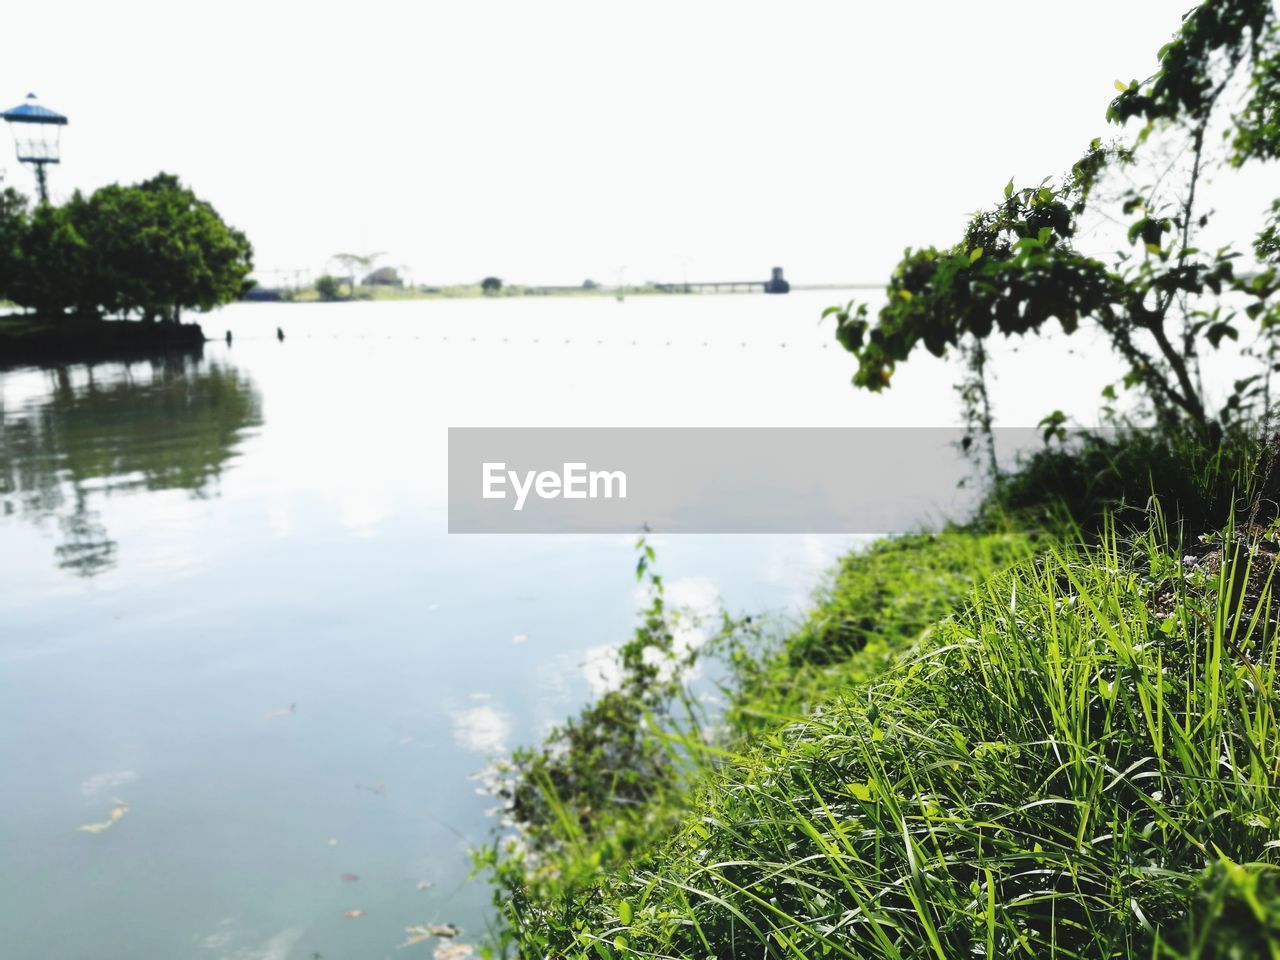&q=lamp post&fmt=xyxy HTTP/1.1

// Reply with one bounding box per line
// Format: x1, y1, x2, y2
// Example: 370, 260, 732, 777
2, 93, 68, 204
